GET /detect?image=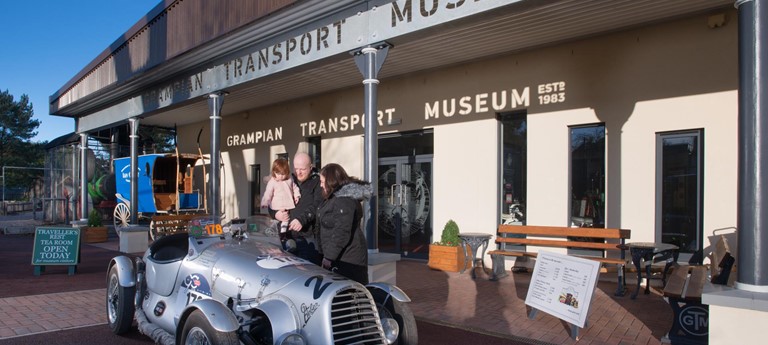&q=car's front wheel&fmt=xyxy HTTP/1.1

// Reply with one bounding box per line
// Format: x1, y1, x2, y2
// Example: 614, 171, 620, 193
106, 264, 135, 334
180, 310, 239, 345
371, 289, 418, 345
